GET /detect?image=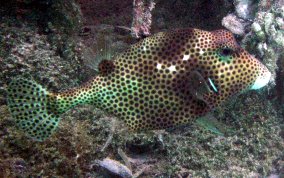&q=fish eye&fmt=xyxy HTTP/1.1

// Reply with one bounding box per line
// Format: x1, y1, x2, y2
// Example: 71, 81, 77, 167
218, 47, 234, 62
219, 47, 234, 56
